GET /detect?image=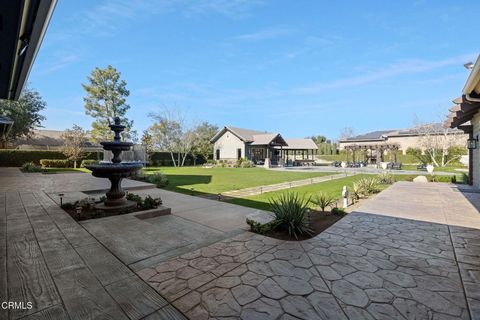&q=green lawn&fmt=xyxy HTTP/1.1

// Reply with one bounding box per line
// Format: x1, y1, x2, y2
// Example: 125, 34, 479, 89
225, 172, 463, 211
225, 174, 377, 211
143, 166, 335, 195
